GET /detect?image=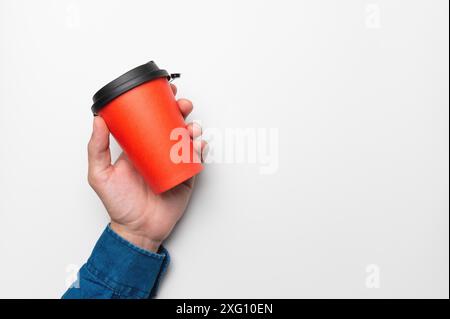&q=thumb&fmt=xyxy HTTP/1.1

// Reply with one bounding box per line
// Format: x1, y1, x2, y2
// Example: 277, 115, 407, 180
88, 116, 111, 177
